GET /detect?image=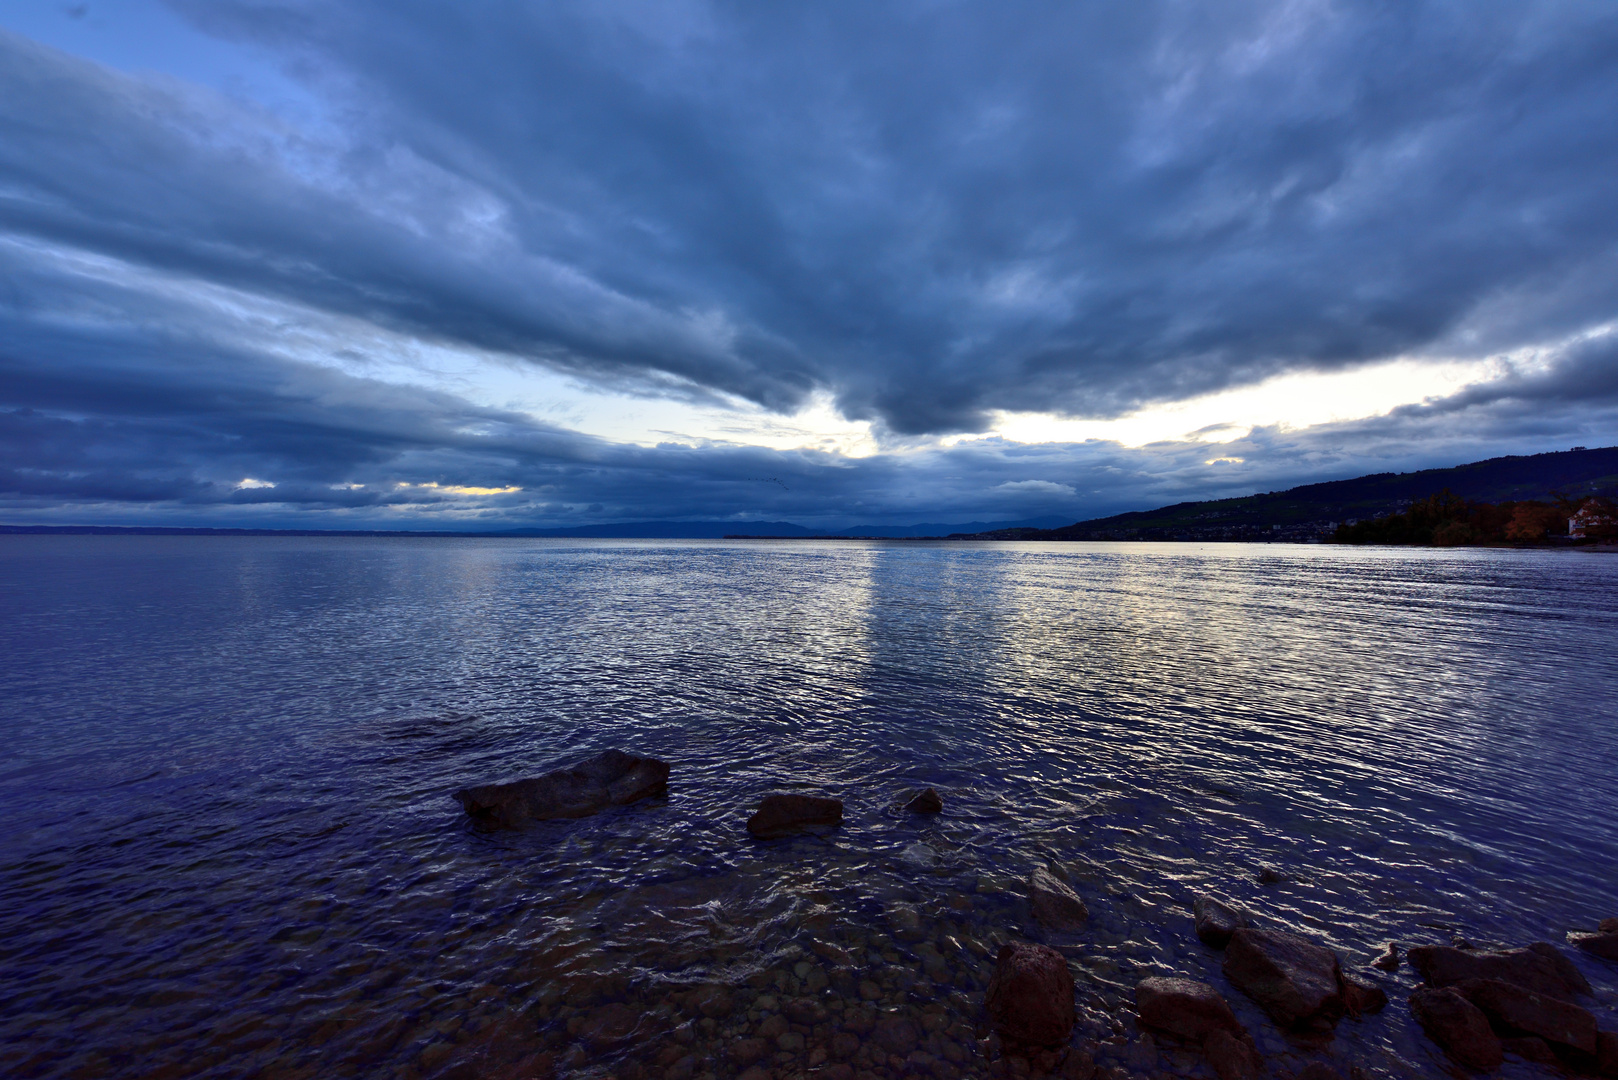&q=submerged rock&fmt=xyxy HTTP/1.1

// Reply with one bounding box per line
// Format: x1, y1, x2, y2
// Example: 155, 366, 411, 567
453, 750, 669, 826
1135, 977, 1245, 1043
1028, 867, 1089, 932
905, 787, 943, 813
985, 941, 1076, 1048
1453, 977, 1598, 1054
1407, 942, 1591, 1001
1410, 987, 1503, 1071
1193, 895, 1251, 949
745, 794, 843, 838
1256, 866, 1284, 884
1222, 928, 1344, 1030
